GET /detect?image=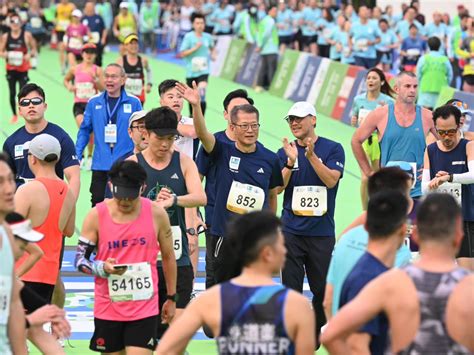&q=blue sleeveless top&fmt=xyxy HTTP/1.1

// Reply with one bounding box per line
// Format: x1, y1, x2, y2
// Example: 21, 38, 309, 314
427, 139, 474, 221
381, 103, 426, 198
217, 282, 295, 355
